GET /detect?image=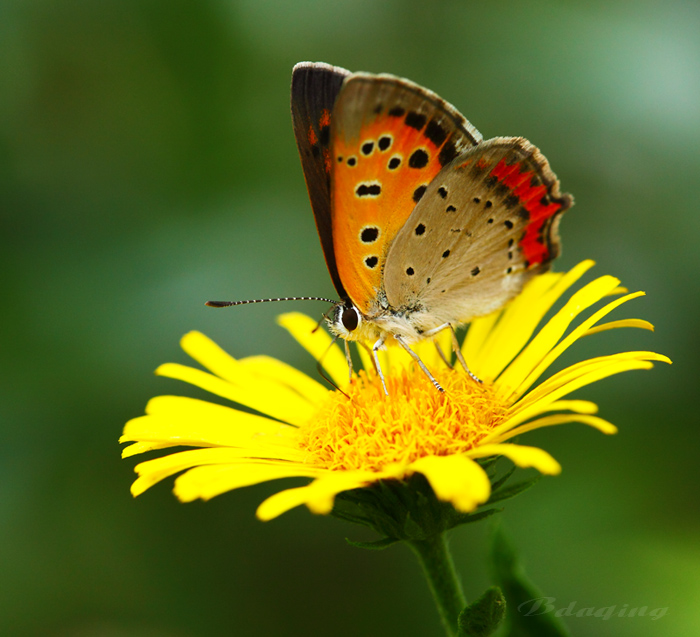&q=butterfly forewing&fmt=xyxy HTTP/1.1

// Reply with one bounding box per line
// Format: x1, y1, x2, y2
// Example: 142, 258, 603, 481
291, 62, 351, 299
329, 74, 483, 314
383, 137, 573, 326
